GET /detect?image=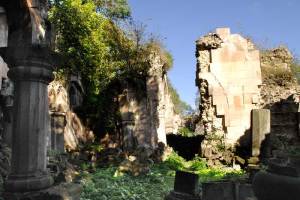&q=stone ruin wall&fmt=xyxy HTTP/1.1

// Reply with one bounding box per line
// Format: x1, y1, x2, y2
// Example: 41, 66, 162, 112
196, 28, 262, 145
196, 28, 262, 165
259, 47, 300, 157
48, 81, 94, 151
119, 54, 181, 150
